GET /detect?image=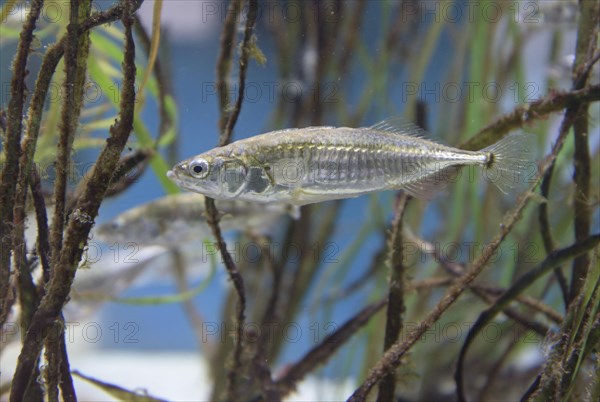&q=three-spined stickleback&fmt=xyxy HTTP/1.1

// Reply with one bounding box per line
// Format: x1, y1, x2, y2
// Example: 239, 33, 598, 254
167, 119, 535, 206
